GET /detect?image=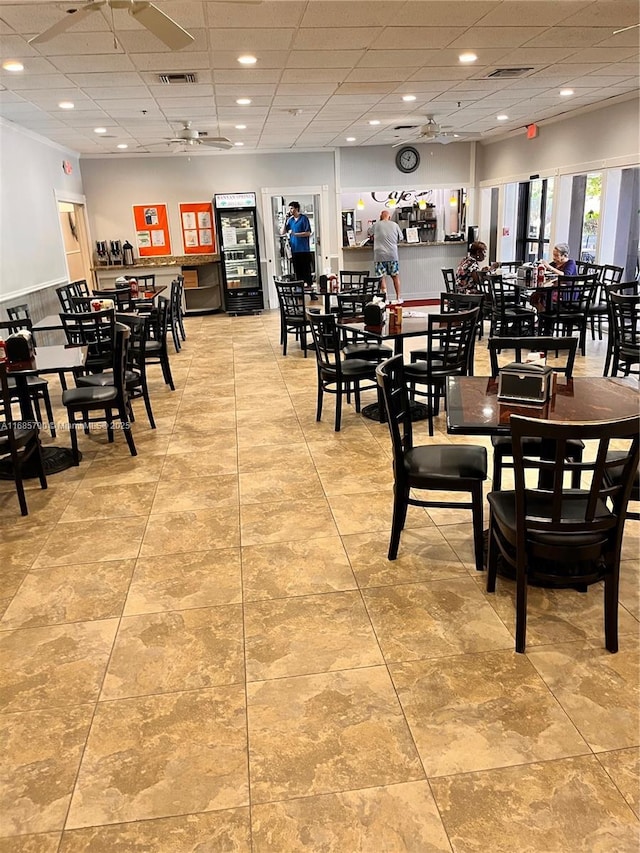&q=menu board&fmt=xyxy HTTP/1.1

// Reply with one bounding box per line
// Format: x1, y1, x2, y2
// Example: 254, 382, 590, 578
179, 202, 216, 254
132, 204, 171, 257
